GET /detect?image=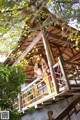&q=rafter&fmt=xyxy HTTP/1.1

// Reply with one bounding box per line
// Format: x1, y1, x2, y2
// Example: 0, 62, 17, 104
13, 32, 42, 66
68, 52, 80, 62
47, 32, 73, 45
